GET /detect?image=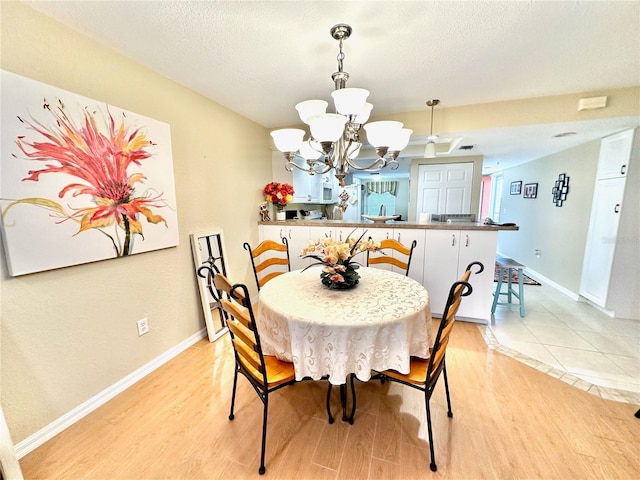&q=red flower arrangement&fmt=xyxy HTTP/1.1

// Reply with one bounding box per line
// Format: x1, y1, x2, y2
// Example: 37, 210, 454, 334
263, 182, 294, 207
